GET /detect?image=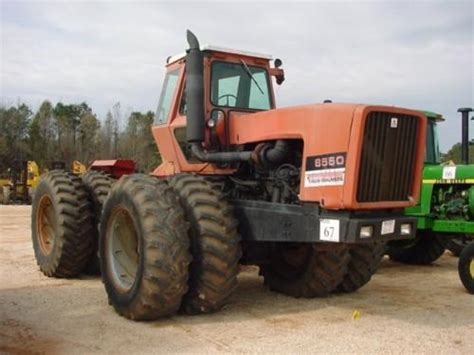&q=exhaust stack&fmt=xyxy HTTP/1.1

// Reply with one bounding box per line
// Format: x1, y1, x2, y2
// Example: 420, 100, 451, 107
185, 30, 205, 143
184, 30, 288, 166
458, 107, 473, 164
